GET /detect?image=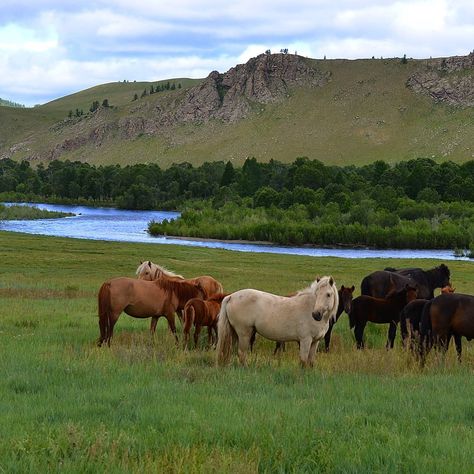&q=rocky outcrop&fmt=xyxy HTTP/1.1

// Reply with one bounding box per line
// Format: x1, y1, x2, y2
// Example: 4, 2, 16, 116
170, 53, 330, 123
407, 53, 474, 106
